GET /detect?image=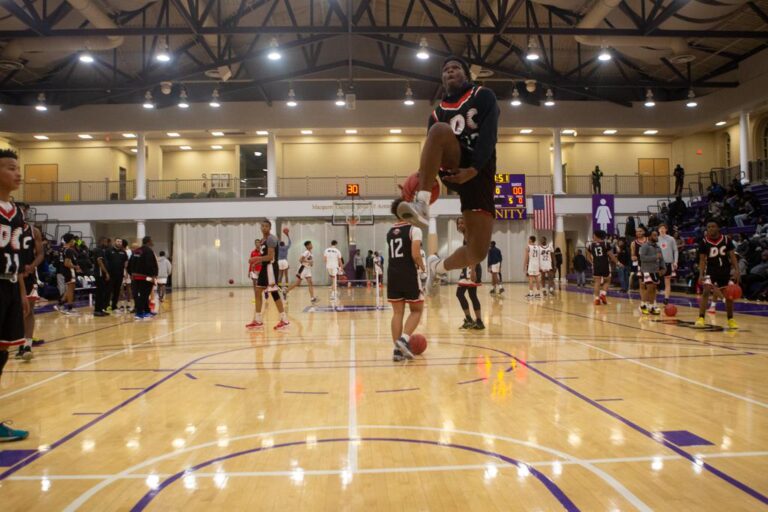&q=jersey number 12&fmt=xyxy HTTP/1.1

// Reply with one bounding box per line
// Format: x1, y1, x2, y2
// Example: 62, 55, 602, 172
389, 238, 404, 259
